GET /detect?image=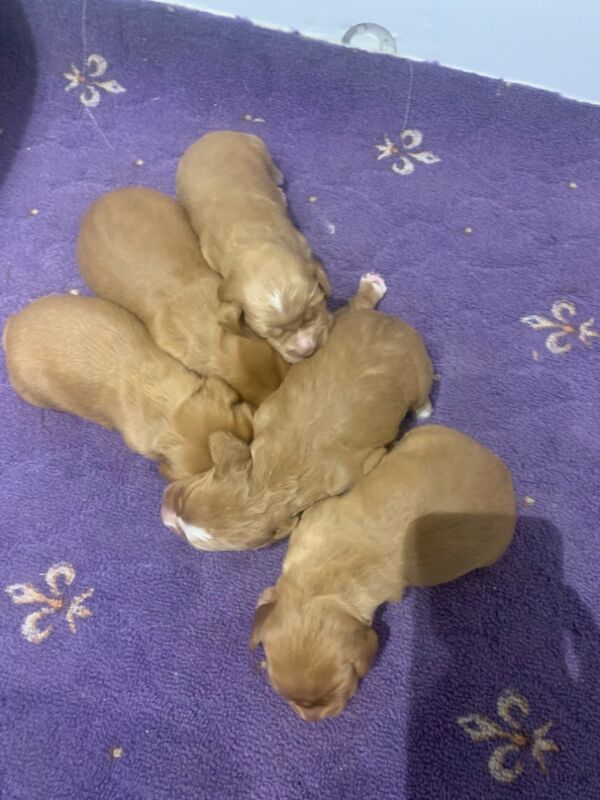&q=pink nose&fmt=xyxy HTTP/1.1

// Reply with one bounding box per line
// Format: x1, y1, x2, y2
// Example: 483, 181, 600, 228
294, 335, 316, 357
160, 501, 178, 531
